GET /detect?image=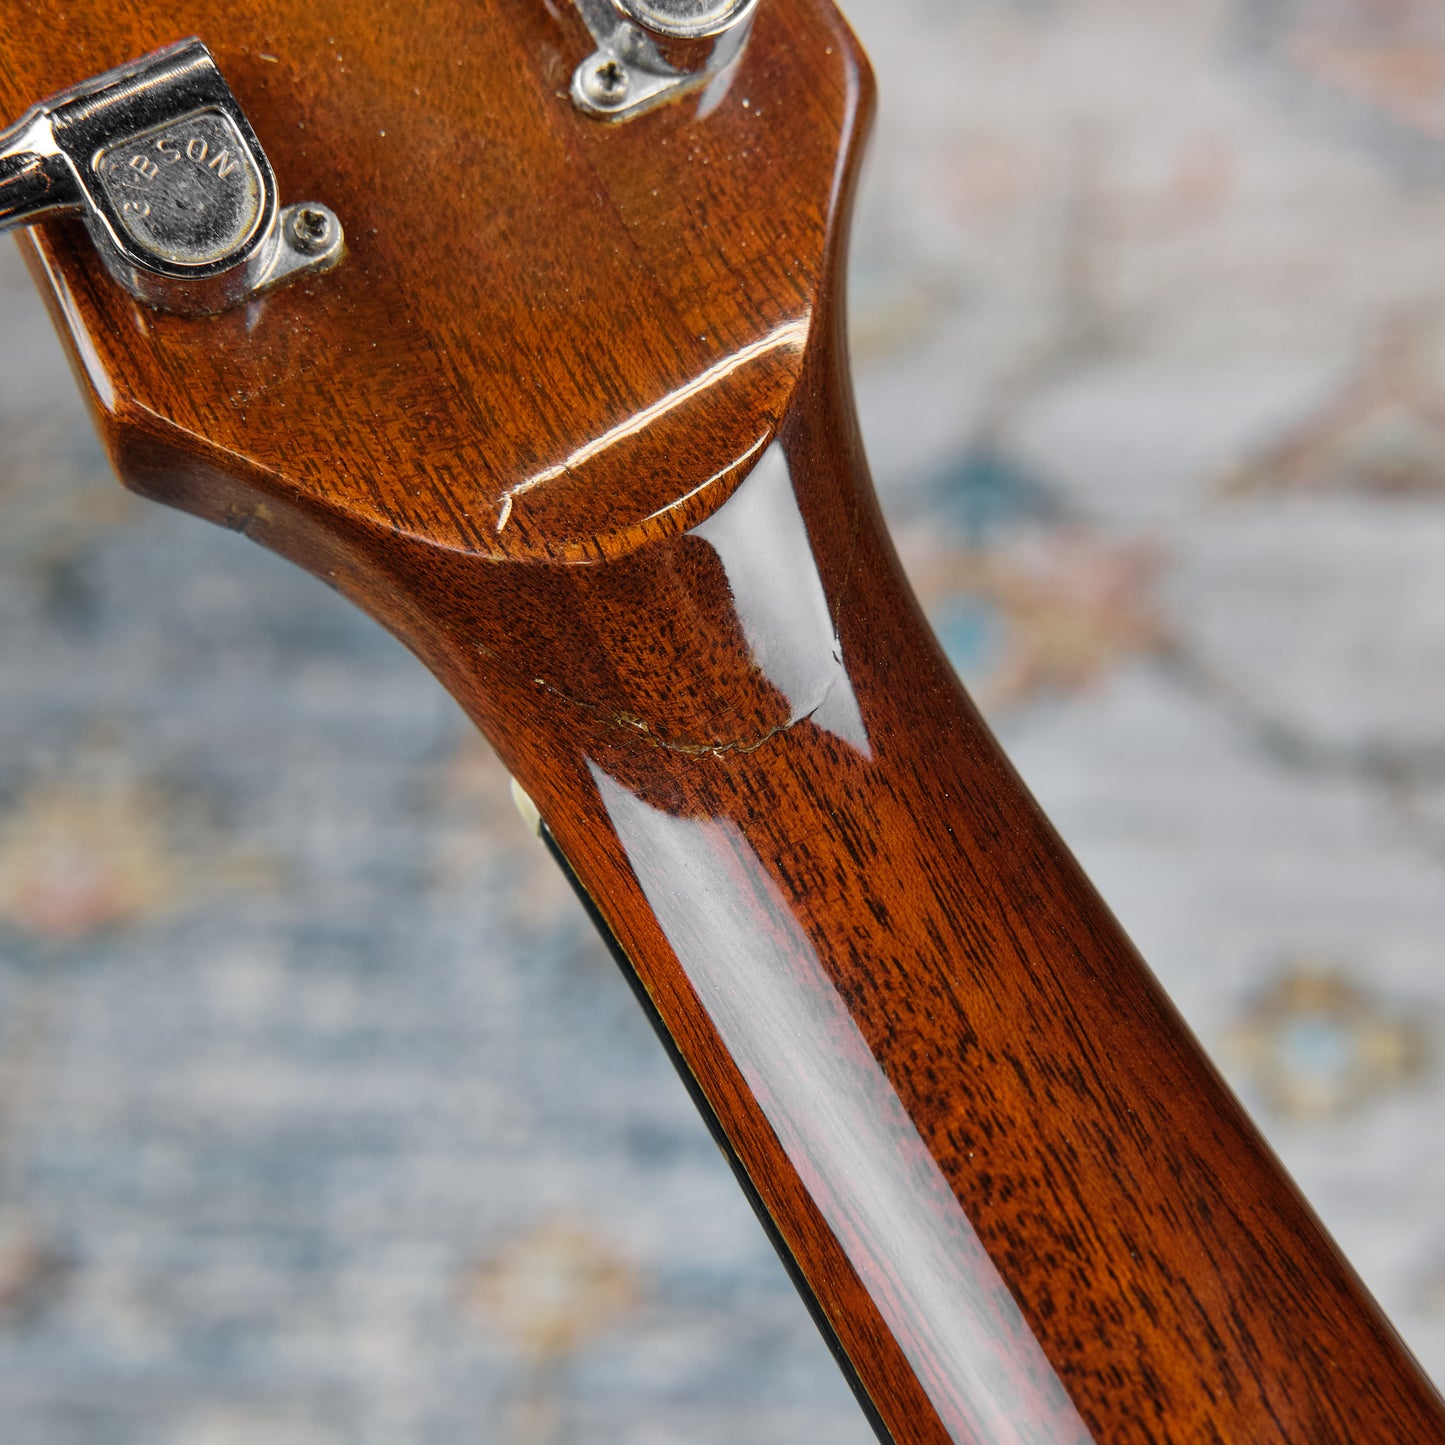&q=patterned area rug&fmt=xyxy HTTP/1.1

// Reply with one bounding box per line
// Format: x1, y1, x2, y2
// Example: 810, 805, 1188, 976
1, 1, 1442, 1440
